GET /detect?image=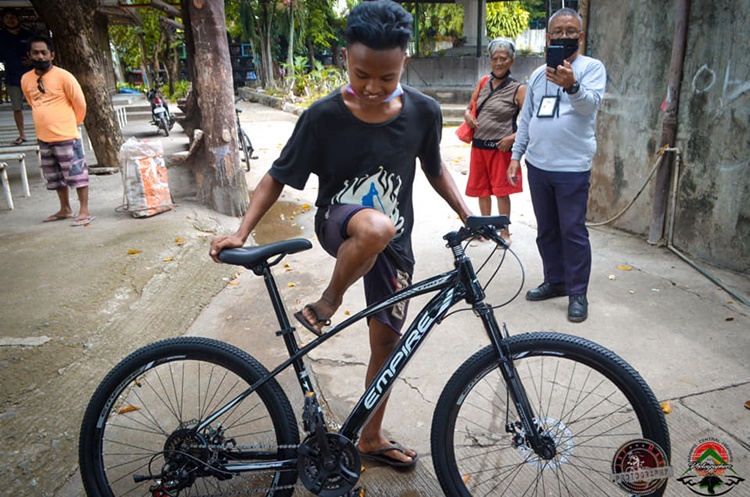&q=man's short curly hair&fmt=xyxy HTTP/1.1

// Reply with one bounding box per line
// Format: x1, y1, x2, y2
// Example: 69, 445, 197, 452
345, 0, 413, 51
